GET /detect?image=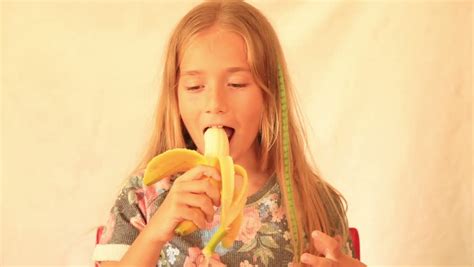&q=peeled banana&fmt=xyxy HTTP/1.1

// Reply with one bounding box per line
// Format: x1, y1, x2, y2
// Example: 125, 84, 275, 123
143, 126, 249, 252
